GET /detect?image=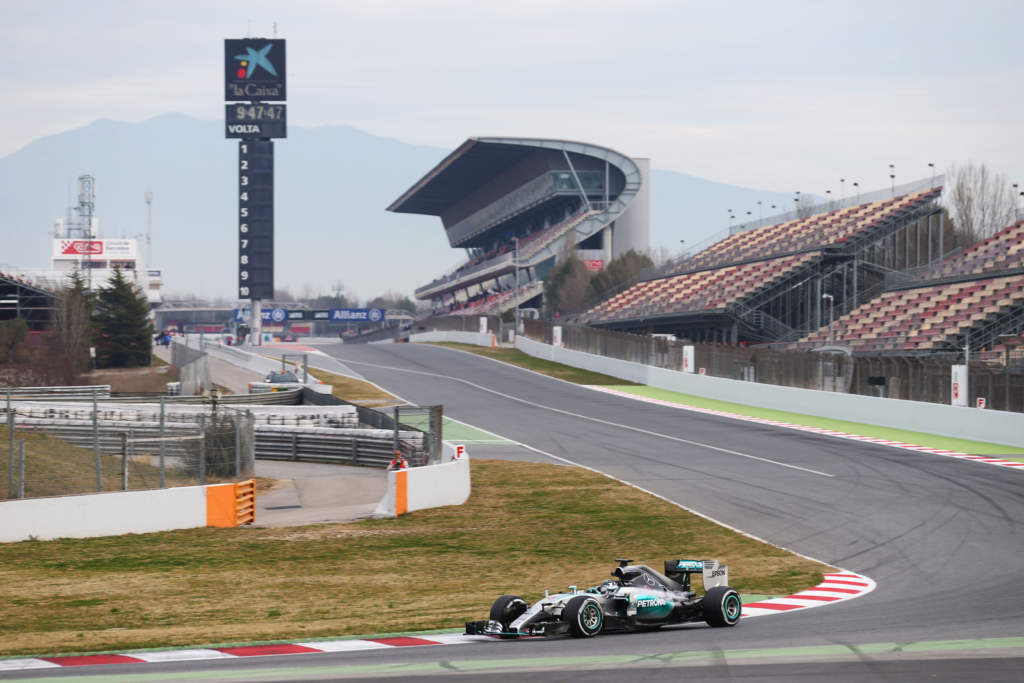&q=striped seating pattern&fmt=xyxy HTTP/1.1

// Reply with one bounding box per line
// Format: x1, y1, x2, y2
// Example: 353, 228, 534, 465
582, 251, 817, 322
674, 188, 942, 274
925, 221, 1024, 279
799, 274, 1024, 352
